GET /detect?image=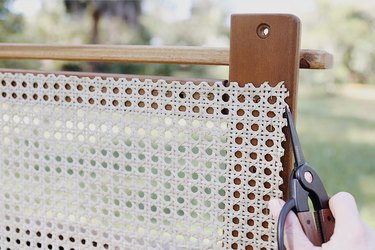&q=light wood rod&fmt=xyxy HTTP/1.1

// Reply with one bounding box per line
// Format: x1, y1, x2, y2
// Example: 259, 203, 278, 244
0, 43, 332, 69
